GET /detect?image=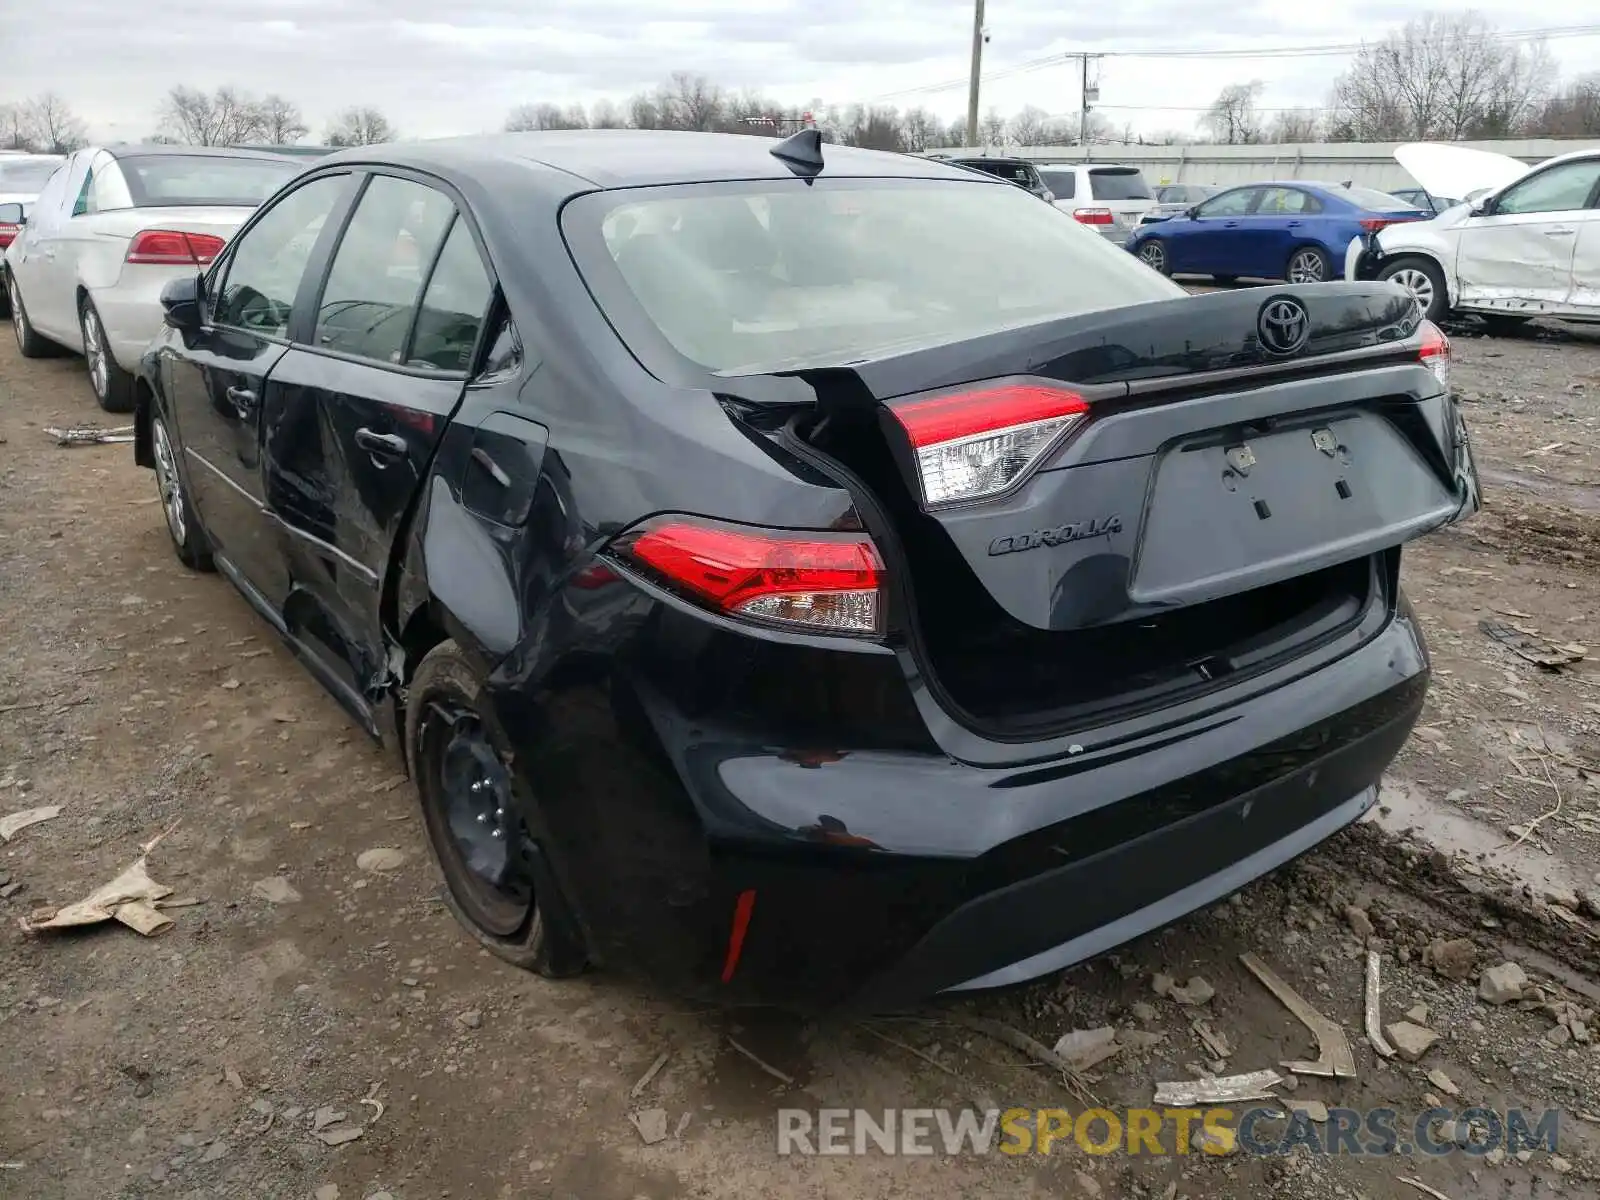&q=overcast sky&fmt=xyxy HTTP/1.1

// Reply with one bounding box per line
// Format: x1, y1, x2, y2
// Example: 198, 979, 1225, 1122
7, 0, 1599, 143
